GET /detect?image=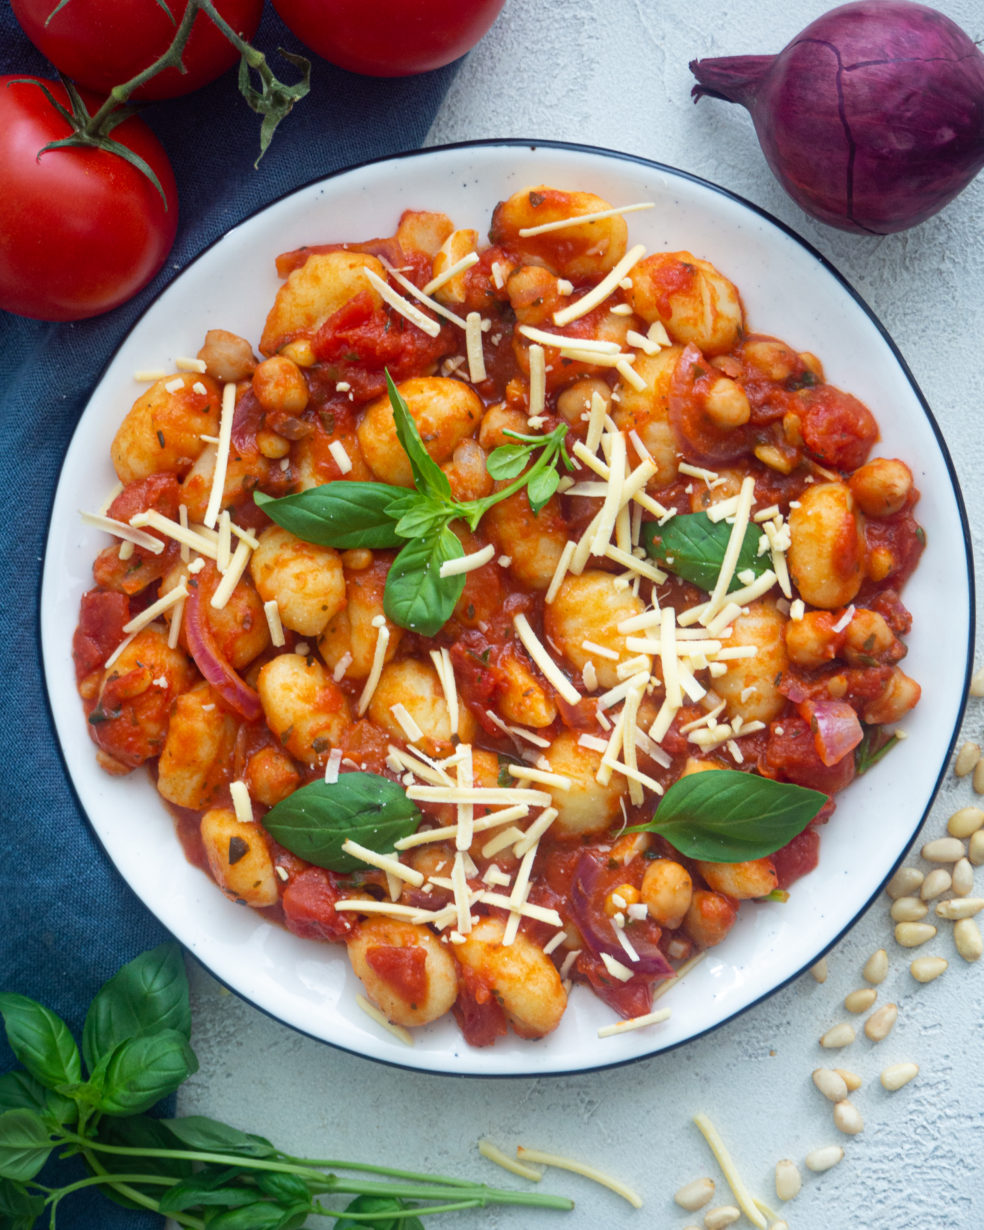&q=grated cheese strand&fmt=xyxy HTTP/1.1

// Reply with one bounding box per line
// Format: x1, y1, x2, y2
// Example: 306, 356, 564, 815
203, 382, 237, 530
355, 994, 413, 1046
478, 1139, 543, 1182
123, 583, 188, 635
515, 1148, 644, 1209
79, 512, 165, 554
692, 1113, 769, 1230
364, 266, 441, 337
553, 244, 647, 326
512, 613, 581, 704
465, 311, 487, 382
597, 1007, 671, 1038
357, 621, 390, 716
422, 250, 480, 296
517, 201, 655, 237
